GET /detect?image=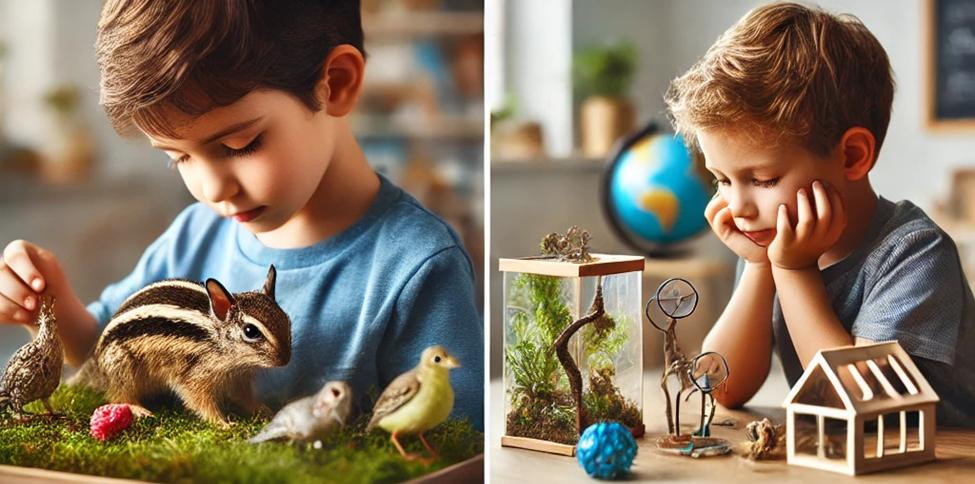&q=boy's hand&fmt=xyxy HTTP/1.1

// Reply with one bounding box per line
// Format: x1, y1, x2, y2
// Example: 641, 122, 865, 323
1, 240, 55, 325
768, 181, 846, 270
1, 240, 77, 327
705, 193, 769, 265
2, 240, 100, 367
